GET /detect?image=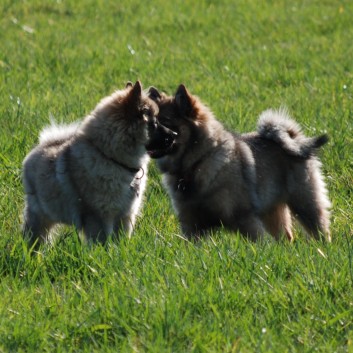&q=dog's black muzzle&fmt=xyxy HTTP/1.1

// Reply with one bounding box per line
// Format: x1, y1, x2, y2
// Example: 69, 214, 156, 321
146, 120, 178, 158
